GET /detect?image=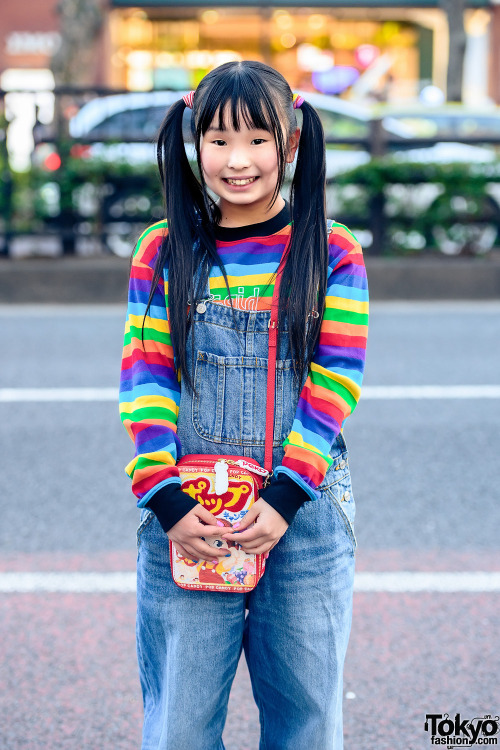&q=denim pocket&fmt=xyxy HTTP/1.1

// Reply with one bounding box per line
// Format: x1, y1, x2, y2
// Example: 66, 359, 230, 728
136, 508, 155, 550
325, 473, 357, 552
192, 350, 298, 446
318, 435, 350, 491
